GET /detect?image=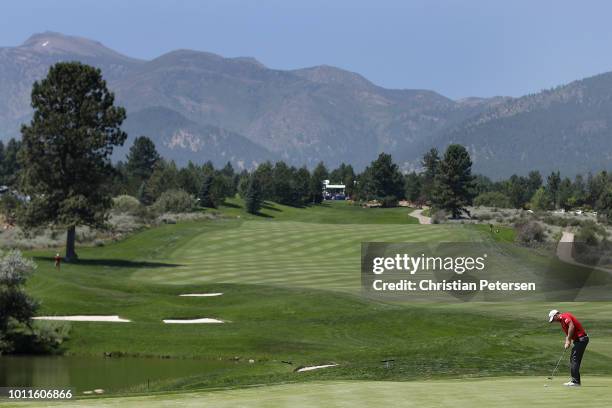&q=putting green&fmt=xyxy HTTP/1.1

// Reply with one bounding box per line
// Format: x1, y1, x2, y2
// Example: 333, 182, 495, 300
7, 377, 612, 407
